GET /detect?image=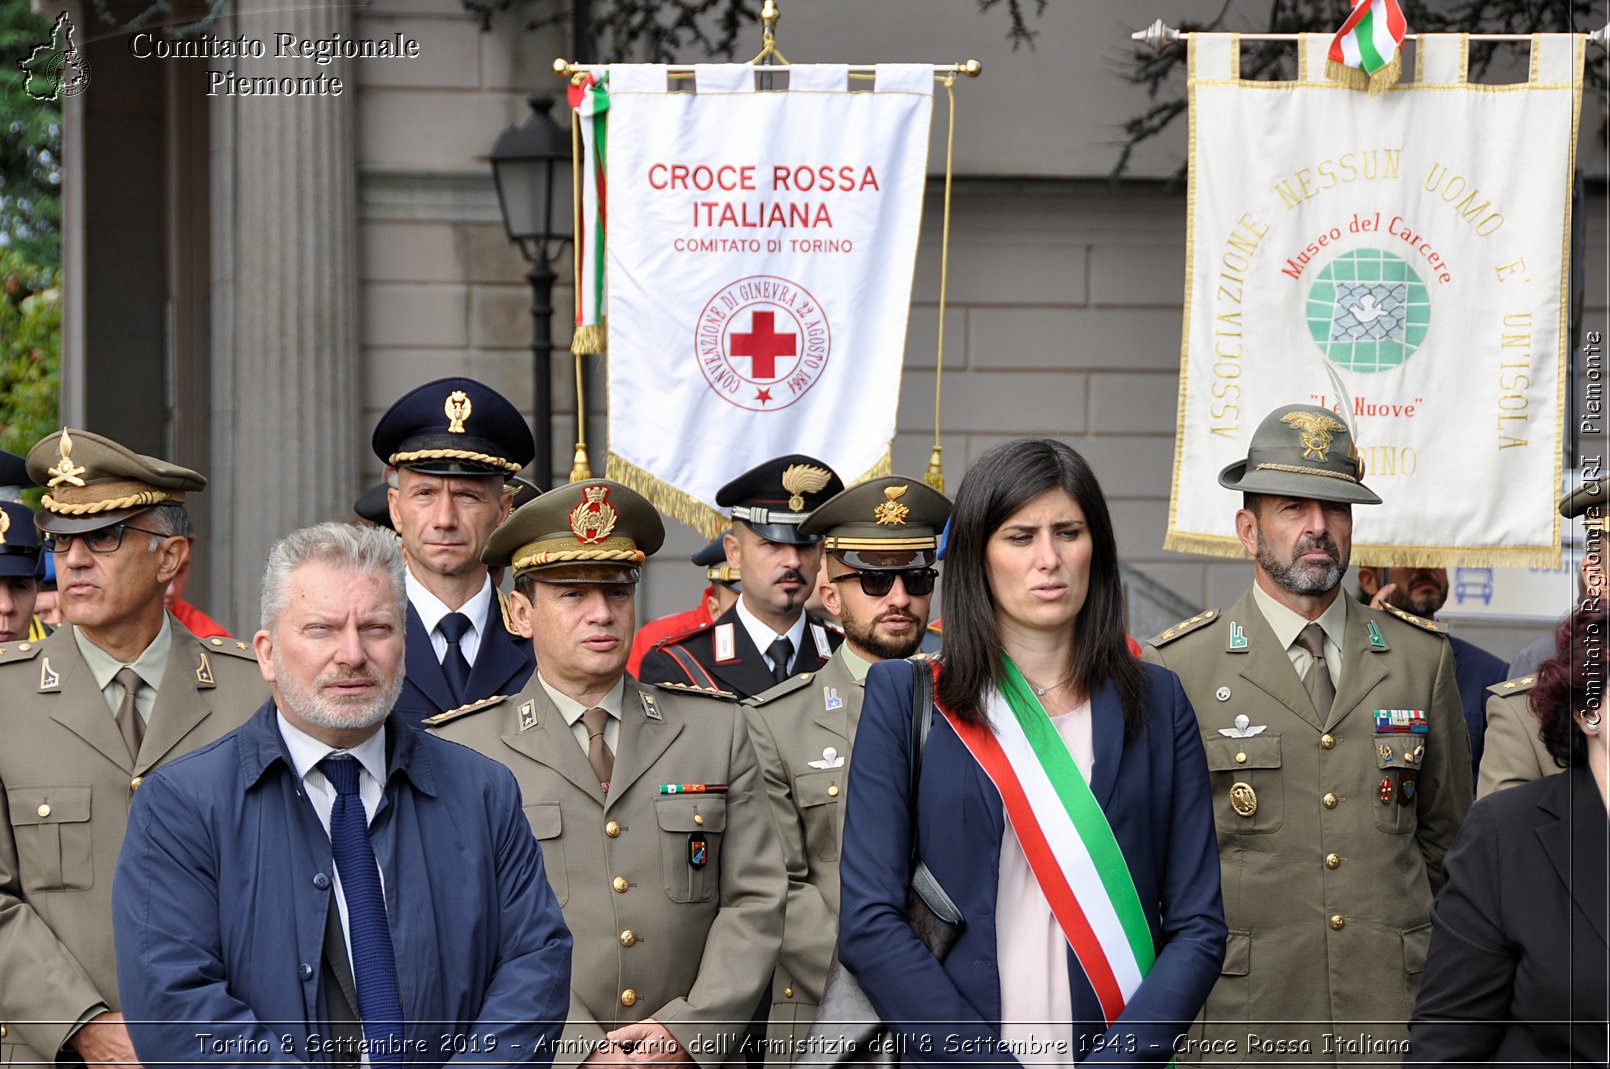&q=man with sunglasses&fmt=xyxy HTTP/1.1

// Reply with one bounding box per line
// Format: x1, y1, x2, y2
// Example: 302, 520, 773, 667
641, 455, 844, 700
0, 428, 266, 1068
741, 475, 952, 1062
